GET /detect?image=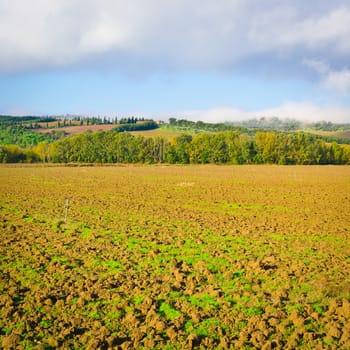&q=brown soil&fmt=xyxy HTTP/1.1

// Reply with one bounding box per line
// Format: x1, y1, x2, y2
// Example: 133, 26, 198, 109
0, 165, 349, 349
